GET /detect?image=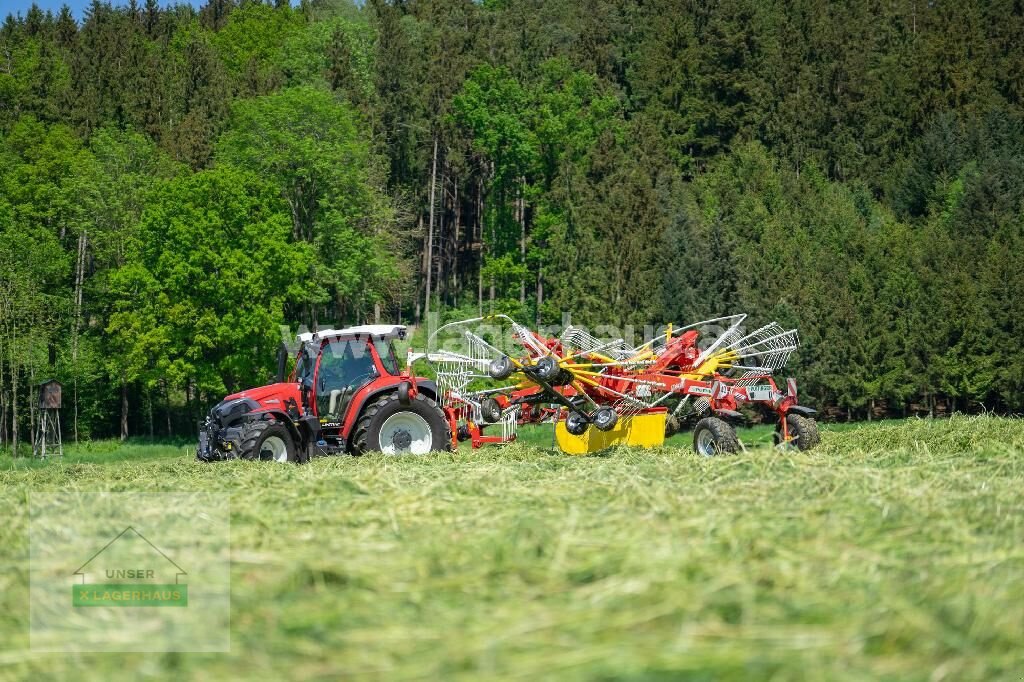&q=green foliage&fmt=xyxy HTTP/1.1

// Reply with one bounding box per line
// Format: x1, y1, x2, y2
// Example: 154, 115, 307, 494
211, 2, 302, 90
106, 166, 312, 395
216, 85, 402, 319
1, 0, 1023, 441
